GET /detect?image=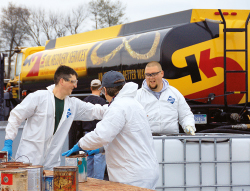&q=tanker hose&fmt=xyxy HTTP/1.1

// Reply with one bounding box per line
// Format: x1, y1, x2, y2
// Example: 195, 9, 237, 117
211, 124, 250, 130
198, 128, 250, 134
